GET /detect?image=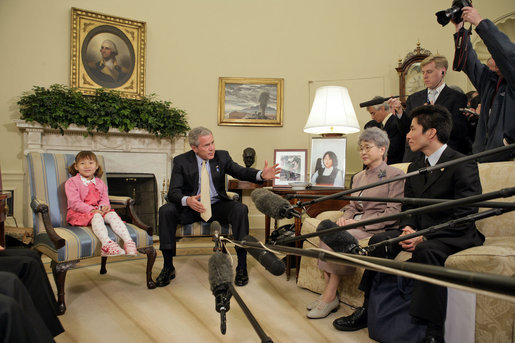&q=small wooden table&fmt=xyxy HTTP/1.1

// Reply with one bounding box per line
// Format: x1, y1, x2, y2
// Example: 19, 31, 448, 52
227, 179, 273, 200
266, 187, 349, 280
